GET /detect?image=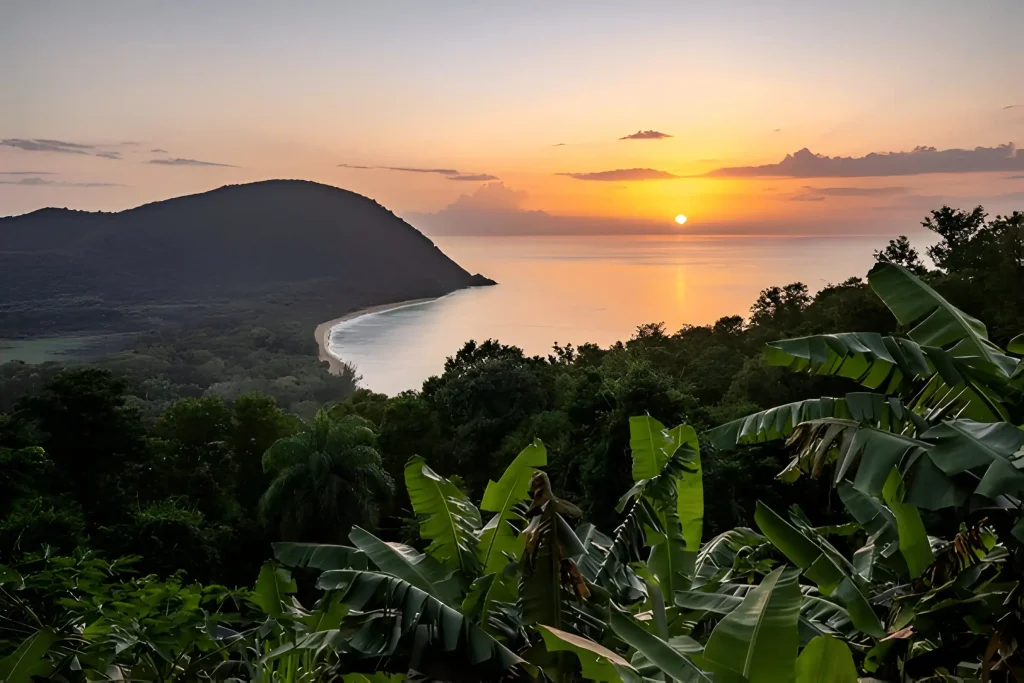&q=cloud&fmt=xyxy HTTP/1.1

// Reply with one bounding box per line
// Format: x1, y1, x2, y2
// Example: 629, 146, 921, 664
0, 176, 121, 187
338, 163, 498, 179
447, 174, 499, 181
557, 168, 680, 181
553, 143, 567, 147
705, 143, 1024, 178
801, 185, 908, 197
789, 194, 827, 202
382, 166, 459, 175
445, 182, 529, 212
0, 170, 56, 175
150, 148, 169, 153
620, 130, 672, 140
1004, 105, 1023, 110
1009, 175, 1024, 179
0, 138, 127, 160
147, 157, 238, 167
